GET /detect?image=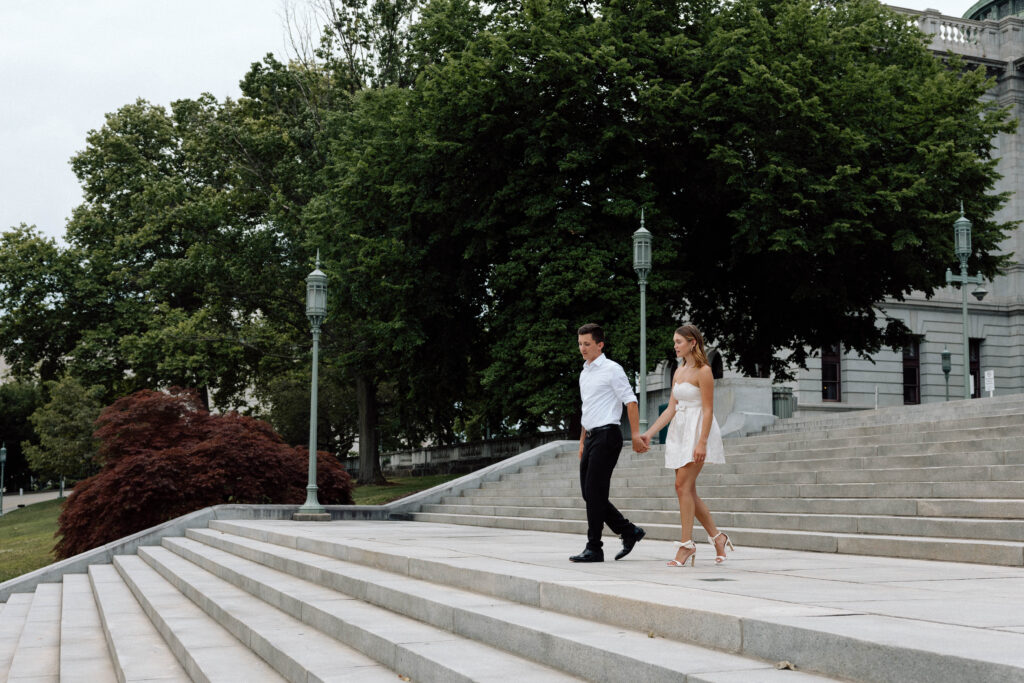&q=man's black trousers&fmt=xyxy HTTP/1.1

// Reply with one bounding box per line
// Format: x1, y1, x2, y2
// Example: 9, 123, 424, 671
580, 425, 634, 551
